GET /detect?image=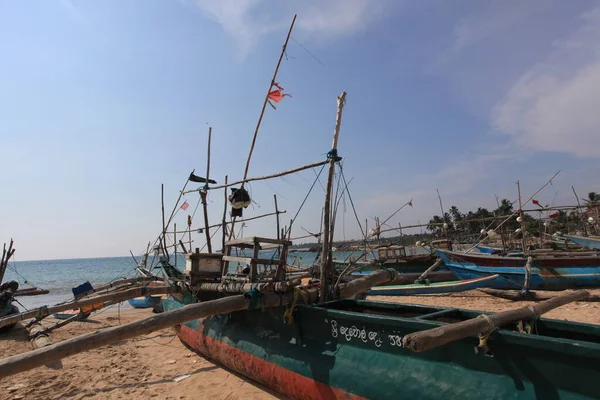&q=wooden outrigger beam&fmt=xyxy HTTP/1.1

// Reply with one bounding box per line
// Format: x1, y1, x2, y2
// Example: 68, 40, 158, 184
0, 269, 397, 378
0, 285, 176, 330
402, 290, 589, 352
